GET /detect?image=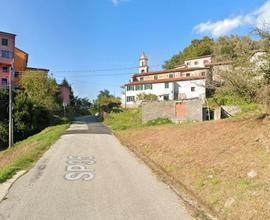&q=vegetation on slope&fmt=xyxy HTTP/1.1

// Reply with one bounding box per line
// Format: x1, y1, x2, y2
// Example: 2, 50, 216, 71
0, 123, 69, 182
